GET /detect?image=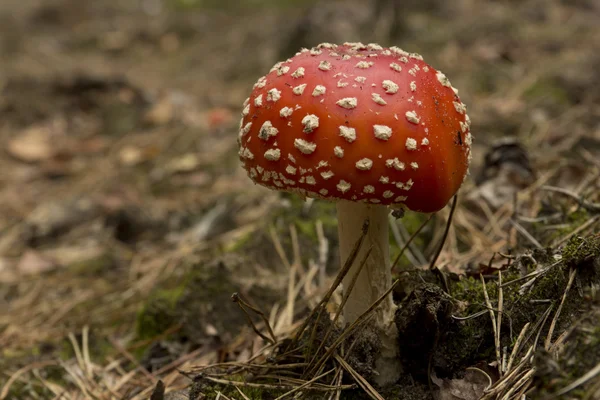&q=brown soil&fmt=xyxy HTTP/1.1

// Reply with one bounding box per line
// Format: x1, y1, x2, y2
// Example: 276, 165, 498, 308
1, 0, 599, 399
